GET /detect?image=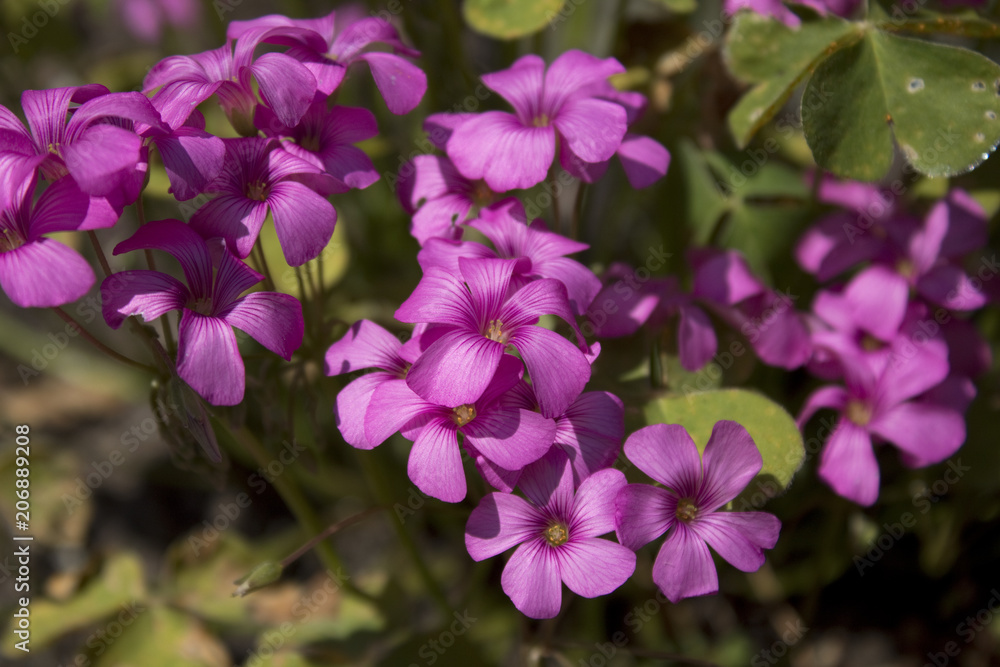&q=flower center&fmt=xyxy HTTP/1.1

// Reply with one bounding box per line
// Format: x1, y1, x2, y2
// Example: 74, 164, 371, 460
299, 132, 322, 153
246, 180, 270, 201
0, 228, 25, 253
532, 114, 550, 127
544, 521, 569, 546
846, 399, 873, 426
895, 257, 917, 280
451, 404, 476, 426
675, 498, 698, 523
189, 295, 213, 316
485, 319, 508, 344
859, 334, 885, 352
471, 179, 494, 207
